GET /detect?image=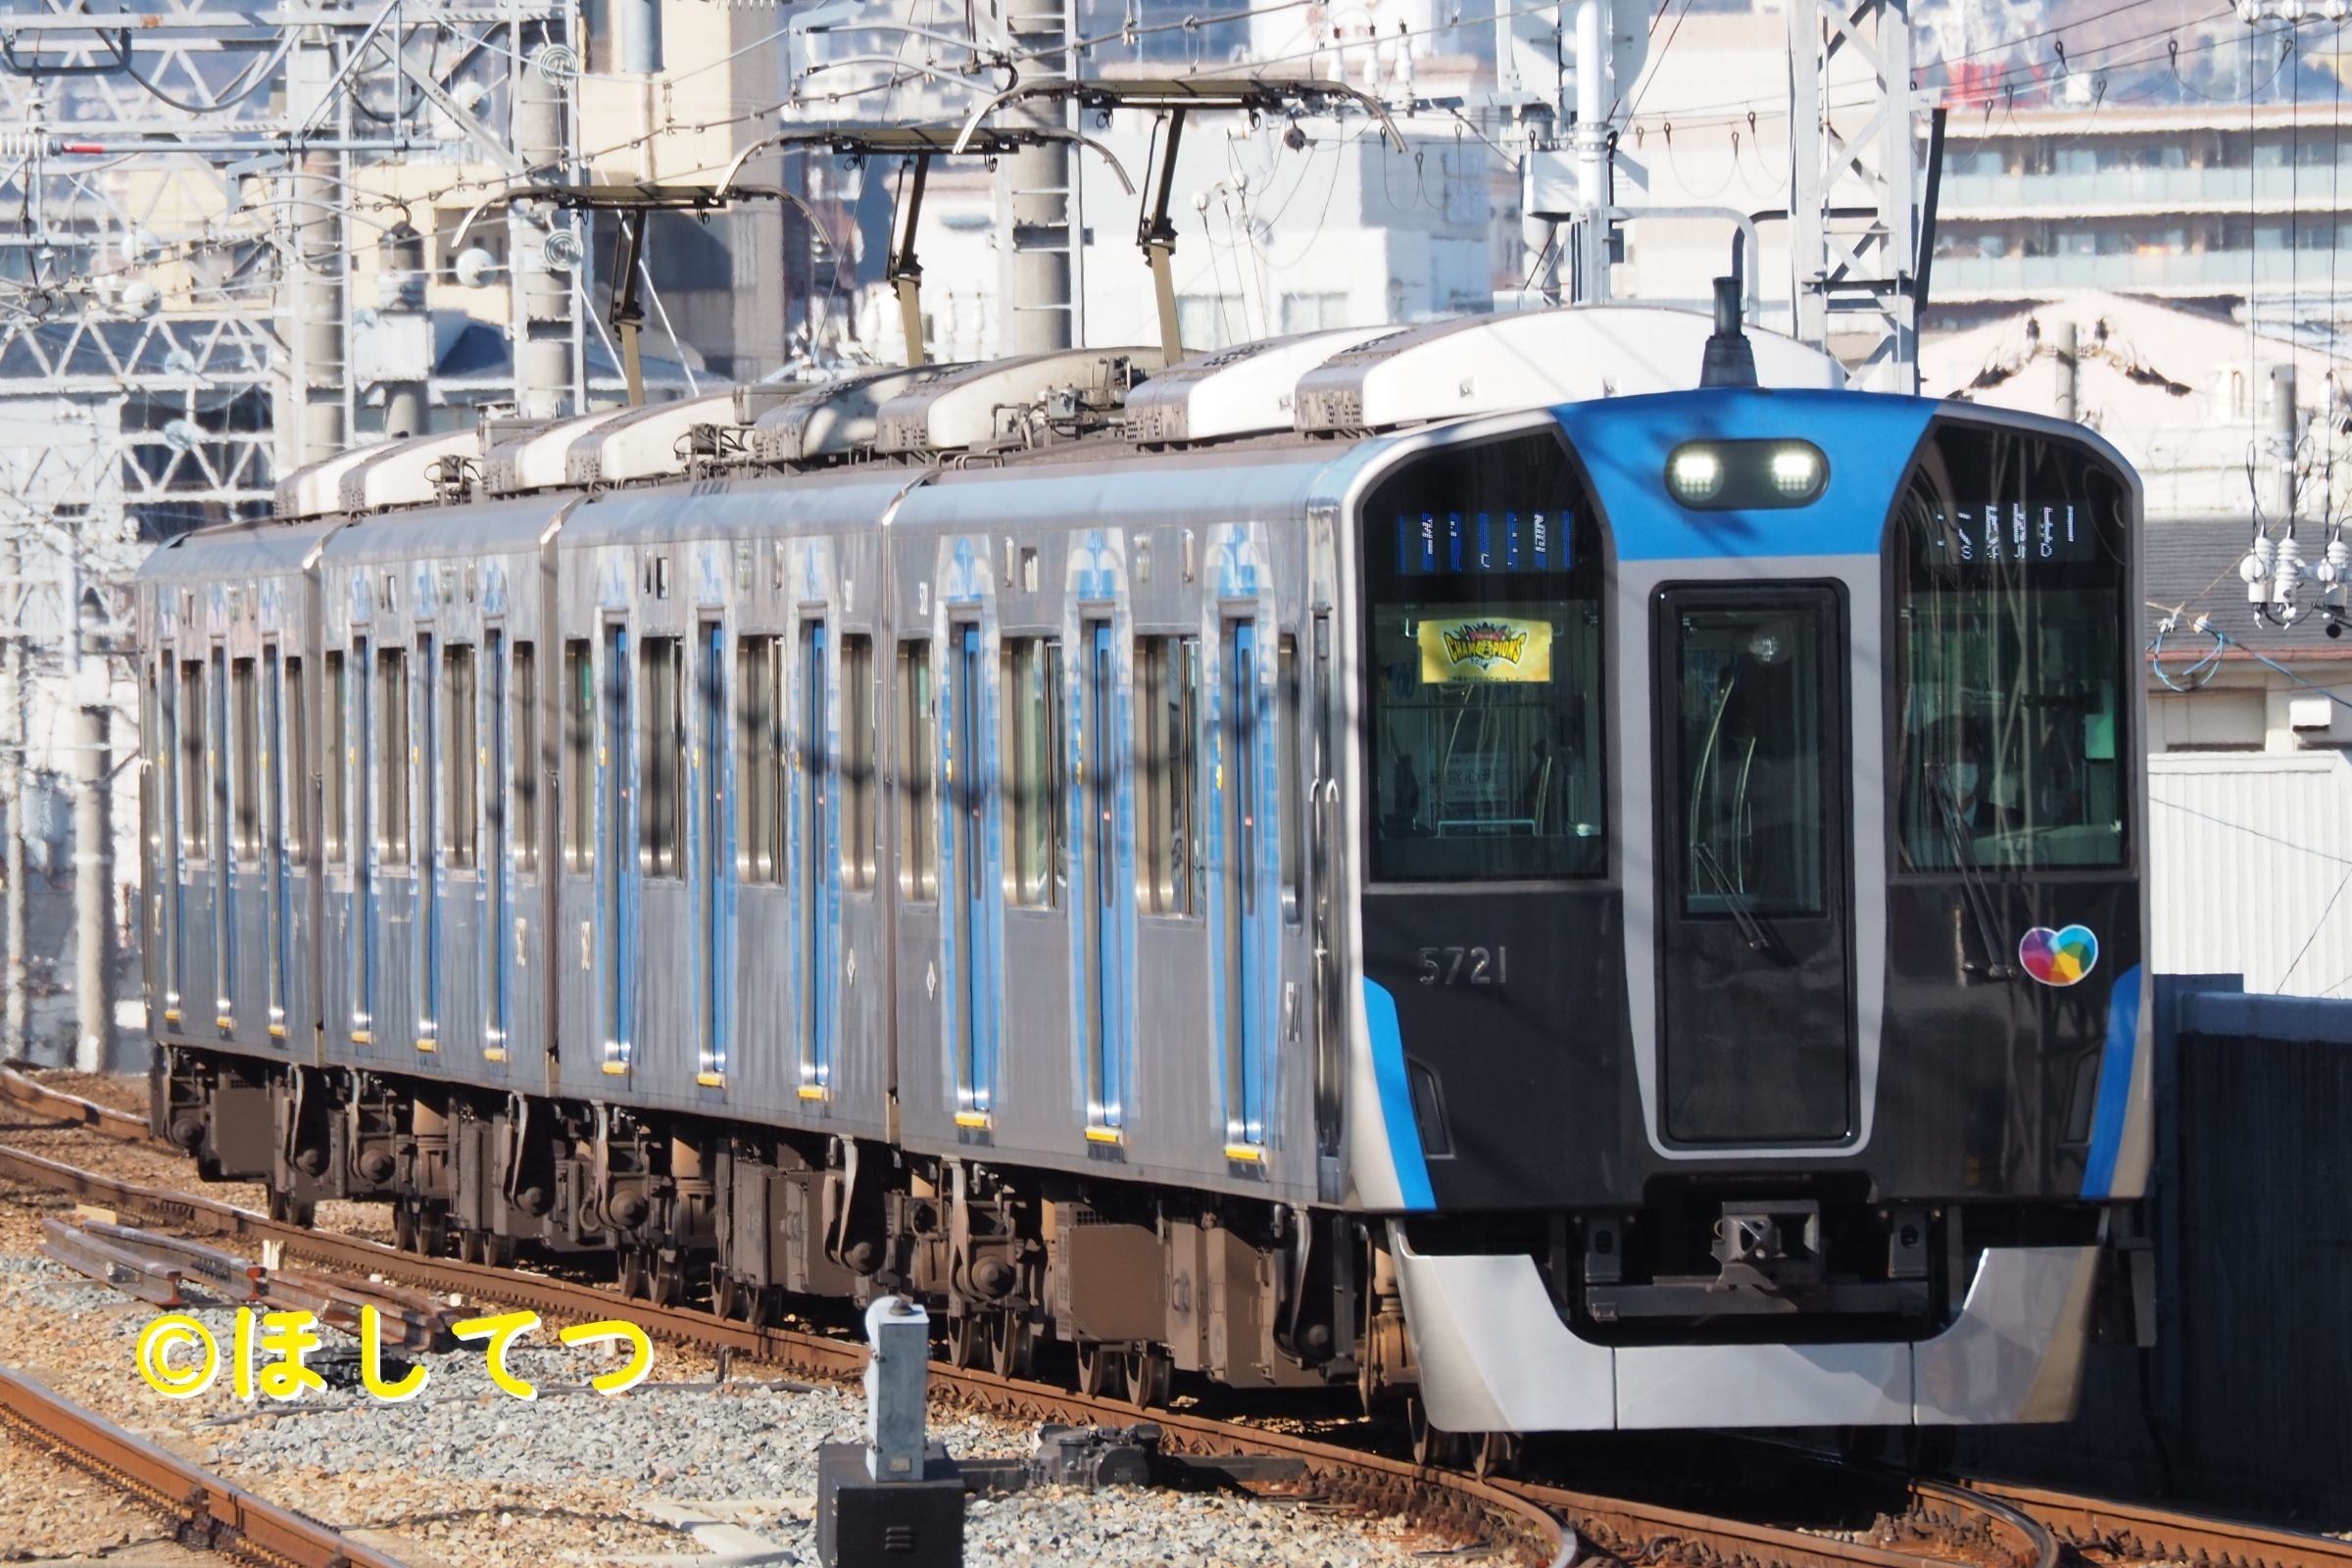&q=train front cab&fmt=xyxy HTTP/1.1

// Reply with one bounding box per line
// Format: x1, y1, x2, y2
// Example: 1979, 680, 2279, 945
1346, 392, 2153, 1433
